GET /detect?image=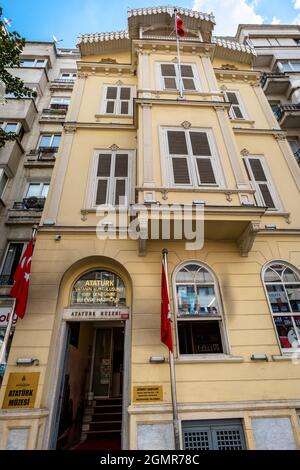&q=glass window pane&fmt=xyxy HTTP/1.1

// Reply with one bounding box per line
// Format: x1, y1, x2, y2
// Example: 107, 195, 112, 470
274, 316, 299, 349
0, 243, 23, 285
106, 101, 115, 113
177, 285, 196, 315
71, 270, 126, 306
106, 87, 117, 100
266, 285, 290, 313
52, 135, 61, 148
41, 184, 49, 198
0, 171, 8, 198
264, 268, 281, 282
196, 286, 219, 316
5, 123, 17, 133
178, 320, 223, 354
39, 135, 51, 148
283, 268, 300, 283
286, 285, 300, 312
26, 184, 40, 198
